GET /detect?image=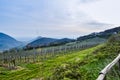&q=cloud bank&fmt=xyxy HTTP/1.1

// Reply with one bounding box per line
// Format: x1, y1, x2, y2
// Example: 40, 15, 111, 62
0, 0, 115, 41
